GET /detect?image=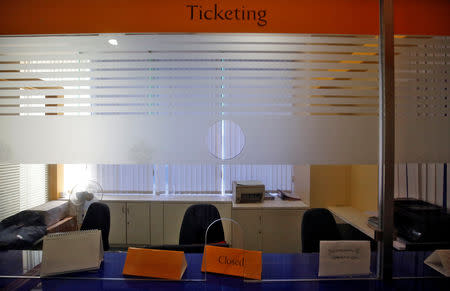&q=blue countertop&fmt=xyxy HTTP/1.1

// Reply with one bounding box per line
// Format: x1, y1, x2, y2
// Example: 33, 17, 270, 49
0, 250, 448, 291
